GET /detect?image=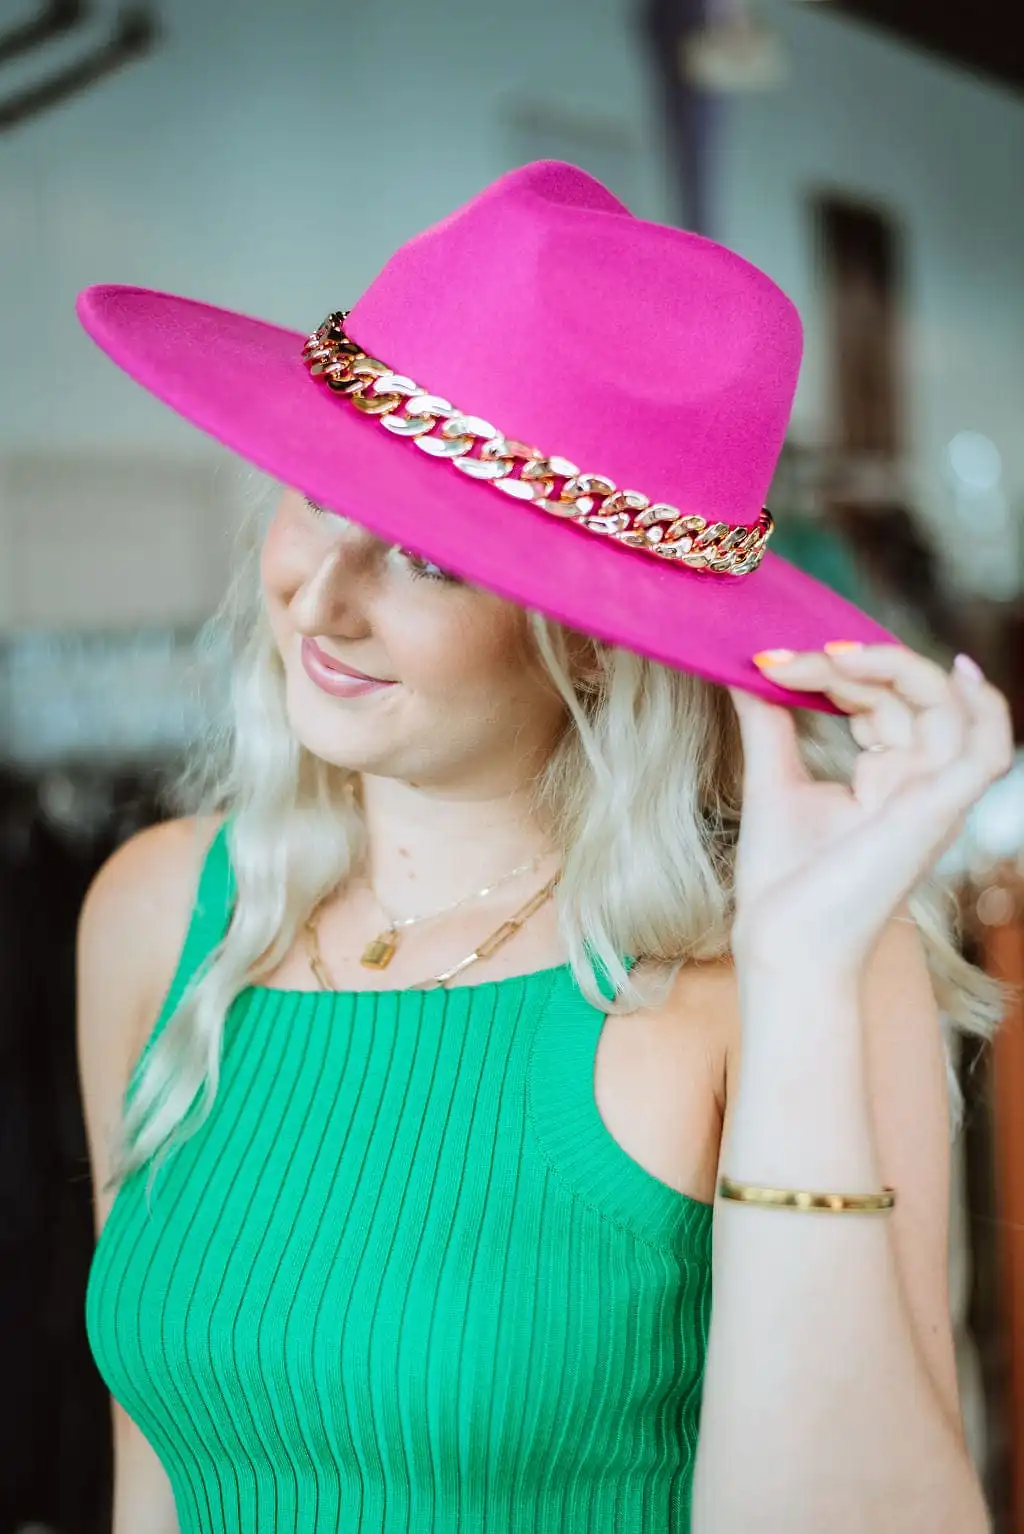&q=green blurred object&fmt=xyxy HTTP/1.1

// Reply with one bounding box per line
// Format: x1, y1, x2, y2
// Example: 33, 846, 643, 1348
768, 517, 868, 607
768, 513, 950, 663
